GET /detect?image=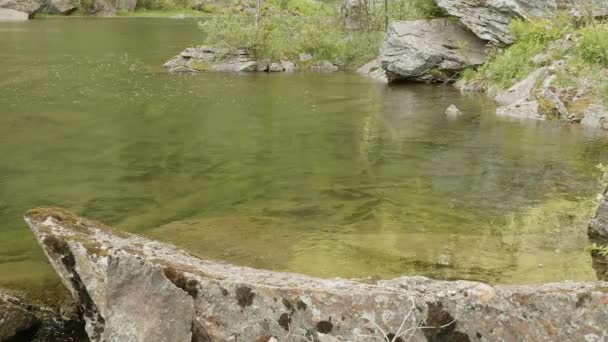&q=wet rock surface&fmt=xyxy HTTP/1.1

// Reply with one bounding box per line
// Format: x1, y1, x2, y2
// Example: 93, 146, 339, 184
164, 46, 298, 73
0, 291, 87, 342
24, 207, 608, 342
379, 19, 486, 83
